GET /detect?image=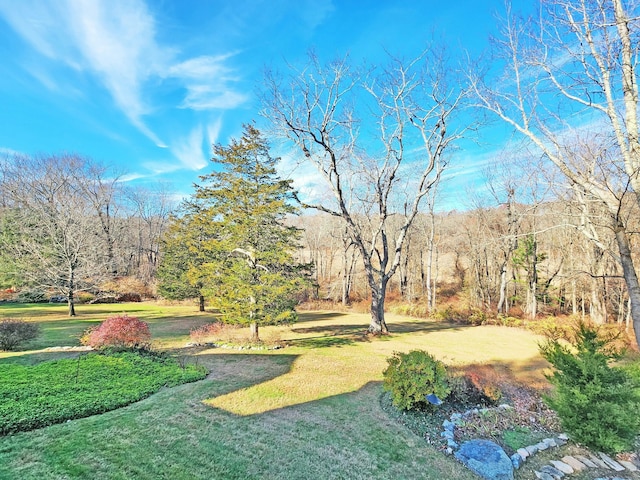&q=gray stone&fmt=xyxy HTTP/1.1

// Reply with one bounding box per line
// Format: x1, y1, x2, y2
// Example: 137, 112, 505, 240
574, 455, 598, 468
587, 454, 610, 469
441, 430, 454, 439
454, 440, 514, 480
557, 433, 569, 441
554, 437, 567, 446
560, 456, 586, 472
543, 438, 557, 448
549, 460, 574, 474
447, 439, 459, 449
598, 452, 625, 471
536, 441, 549, 451
540, 465, 564, 479
619, 459, 638, 471
510, 453, 523, 469
534, 472, 554, 480
517, 448, 529, 460
526, 444, 539, 455
498, 404, 512, 410
443, 420, 455, 430
450, 413, 462, 422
